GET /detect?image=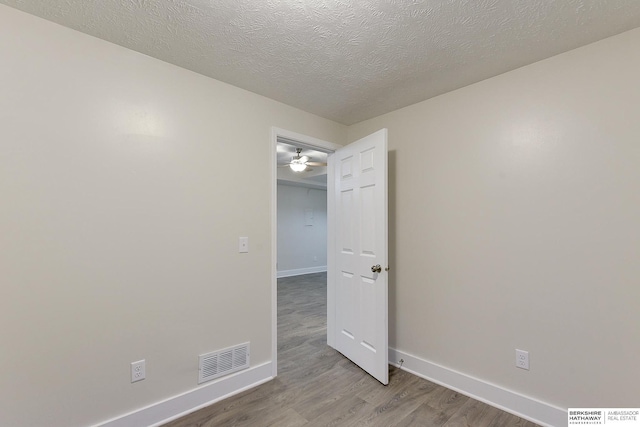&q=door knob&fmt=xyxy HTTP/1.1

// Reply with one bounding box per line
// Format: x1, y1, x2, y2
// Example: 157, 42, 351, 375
371, 264, 382, 273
